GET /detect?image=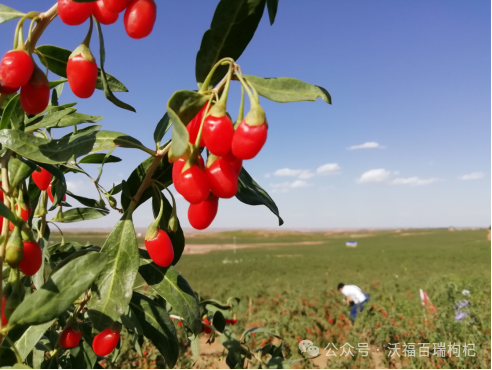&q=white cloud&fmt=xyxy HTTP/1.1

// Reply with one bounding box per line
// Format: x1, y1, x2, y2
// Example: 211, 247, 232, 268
273, 168, 304, 177
459, 172, 485, 181
270, 180, 311, 192
348, 142, 382, 150
298, 171, 315, 179
391, 177, 438, 186
272, 168, 315, 180
356, 169, 391, 184
316, 163, 341, 175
